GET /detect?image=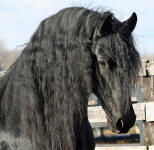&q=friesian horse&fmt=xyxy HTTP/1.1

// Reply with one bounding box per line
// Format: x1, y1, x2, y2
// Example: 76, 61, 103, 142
0, 7, 141, 150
